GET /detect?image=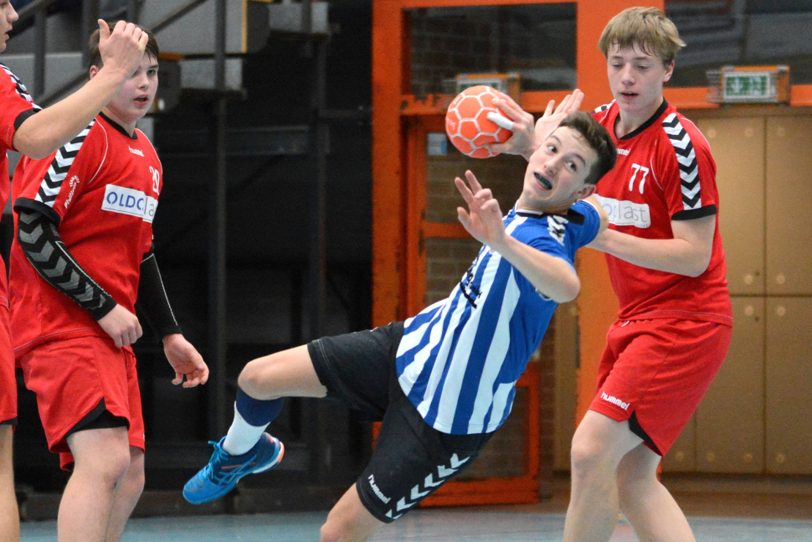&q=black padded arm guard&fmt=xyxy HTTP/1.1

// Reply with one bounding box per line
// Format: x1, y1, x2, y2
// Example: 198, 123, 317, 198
136, 248, 182, 338
17, 209, 117, 320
